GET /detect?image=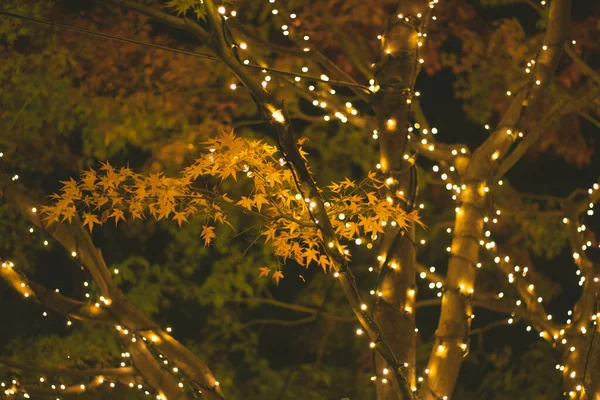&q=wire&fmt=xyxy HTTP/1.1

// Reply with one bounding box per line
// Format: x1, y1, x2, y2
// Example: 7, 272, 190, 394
0, 10, 370, 91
